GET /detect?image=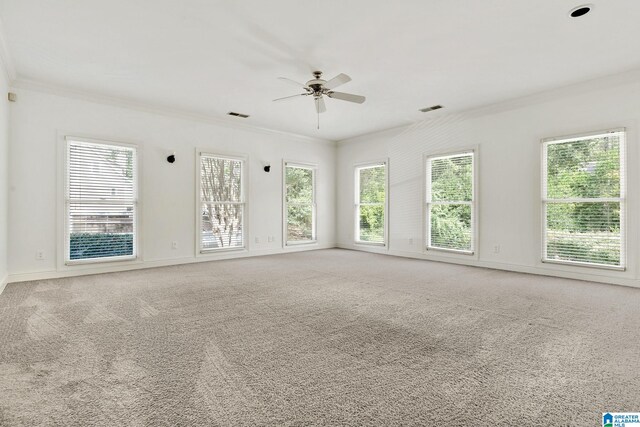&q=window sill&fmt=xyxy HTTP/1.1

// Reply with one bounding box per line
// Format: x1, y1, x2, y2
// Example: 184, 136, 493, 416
285, 240, 317, 247
65, 255, 138, 266
426, 247, 474, 256
355, 241, 386, 247
200, 247, 247, 255
541, 258, 625, 272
